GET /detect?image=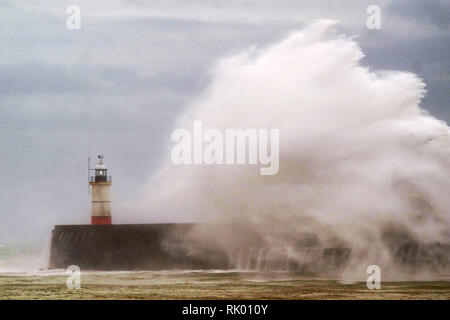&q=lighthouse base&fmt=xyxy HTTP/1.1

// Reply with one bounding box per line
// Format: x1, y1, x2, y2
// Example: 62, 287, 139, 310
91, 216, 111, 225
